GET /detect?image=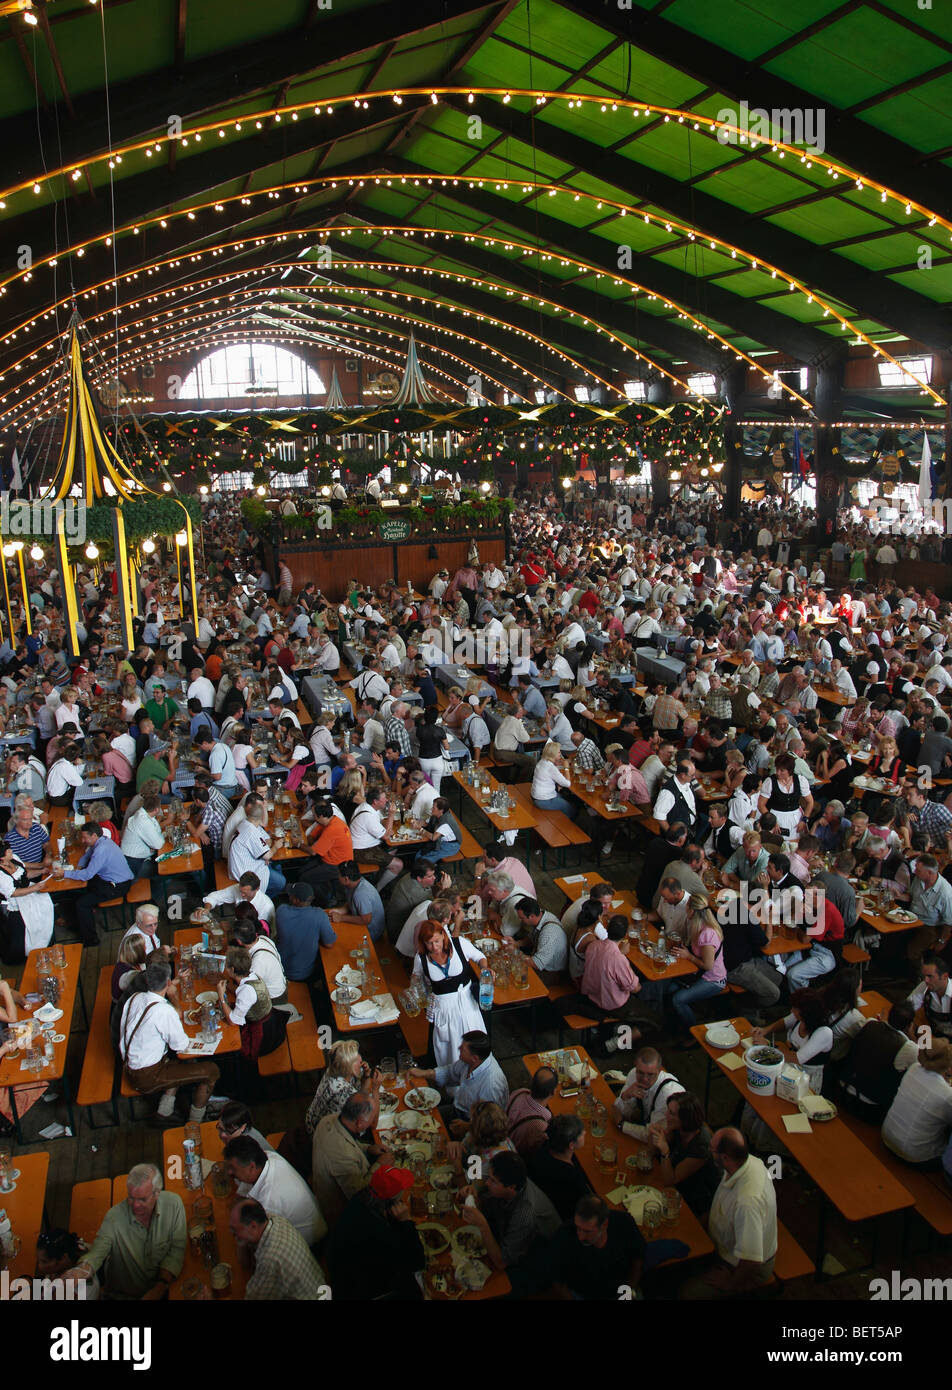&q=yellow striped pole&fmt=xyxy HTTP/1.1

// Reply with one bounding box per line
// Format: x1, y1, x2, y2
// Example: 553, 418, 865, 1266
14, 546, 32, 637
110, 508, 135, 655
55, 525, 80, 658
